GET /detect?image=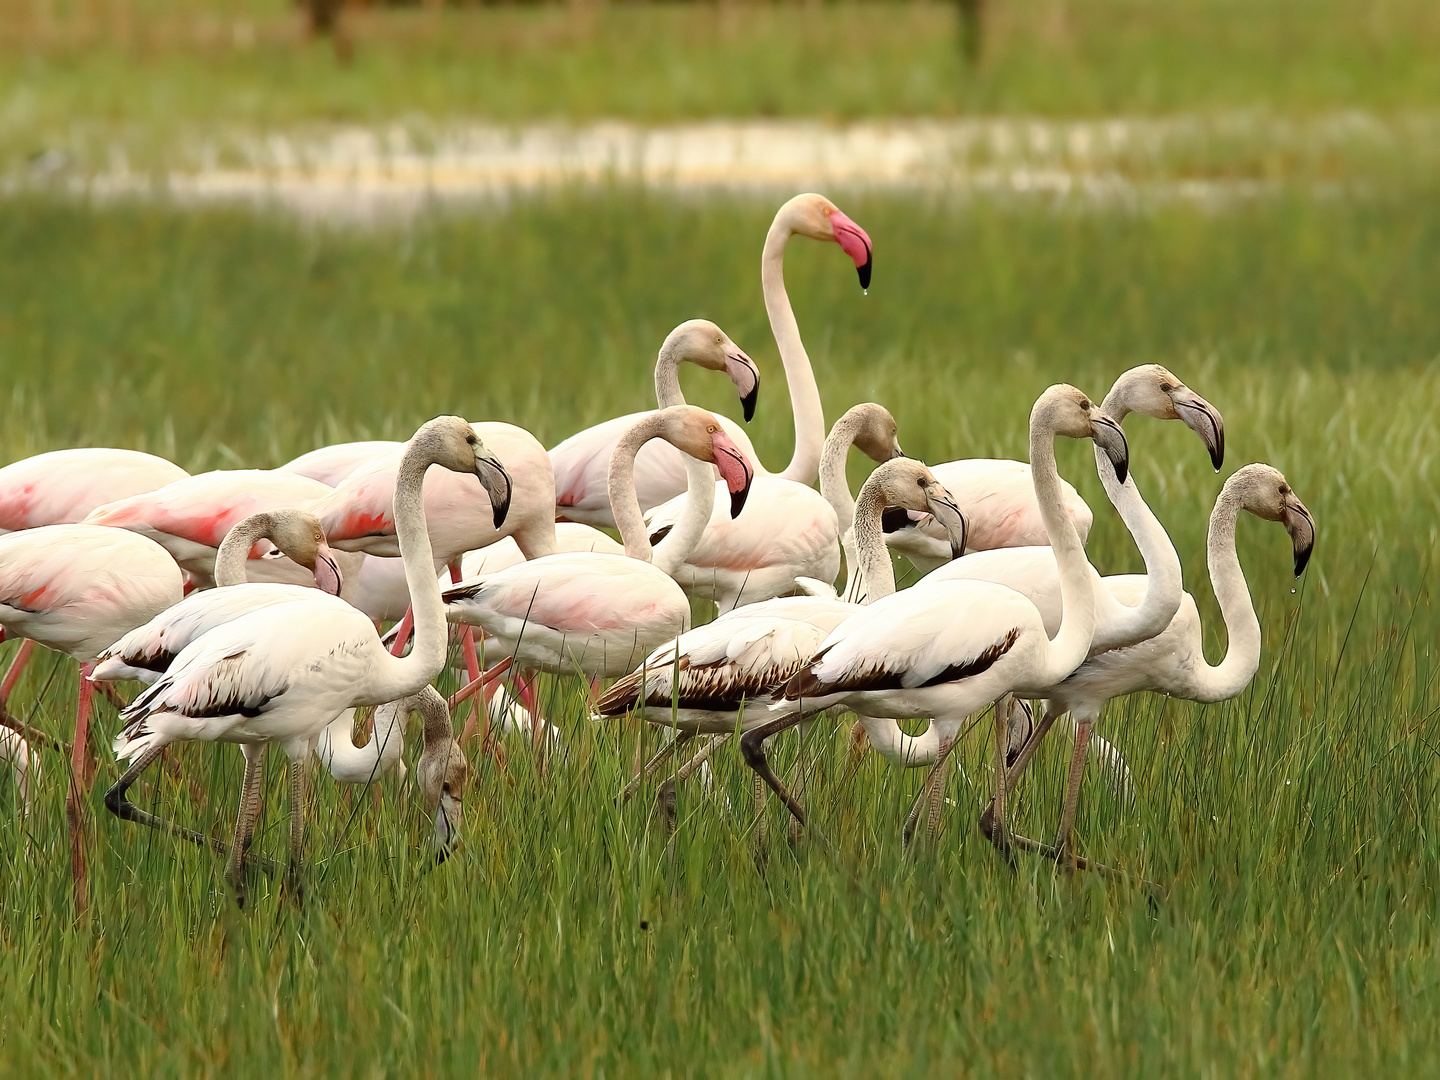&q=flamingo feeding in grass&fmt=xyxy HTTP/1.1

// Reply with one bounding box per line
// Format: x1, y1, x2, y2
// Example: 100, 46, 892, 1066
983, 463, 1314, 874
0, 525, 184, 910
441, 406, 755, 689
639, 399, 909, 612
739, 386, 1128, 829
550, 195, 871, 526
551, 320, 761, 527
103, 417, 511, 904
